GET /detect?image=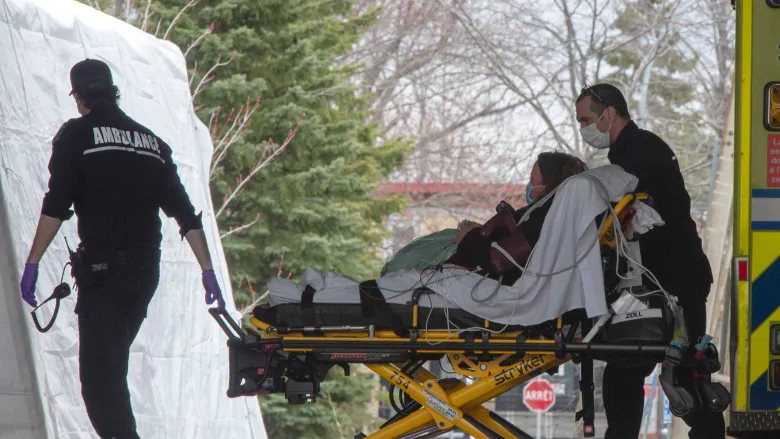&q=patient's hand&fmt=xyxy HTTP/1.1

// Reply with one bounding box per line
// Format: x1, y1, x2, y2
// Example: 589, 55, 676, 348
456, 220, 481, 244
